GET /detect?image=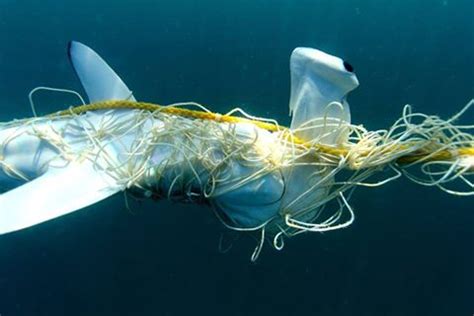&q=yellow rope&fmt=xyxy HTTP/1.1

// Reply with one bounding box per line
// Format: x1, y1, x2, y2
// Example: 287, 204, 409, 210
54, 100, 282, 131
52, 100, 474, 166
